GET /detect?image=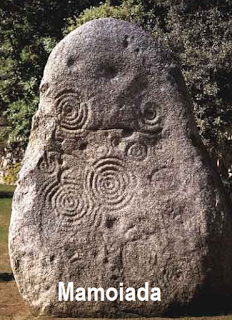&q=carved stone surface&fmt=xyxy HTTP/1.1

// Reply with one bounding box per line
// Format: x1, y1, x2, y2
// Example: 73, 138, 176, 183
9, 18, 232, 317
